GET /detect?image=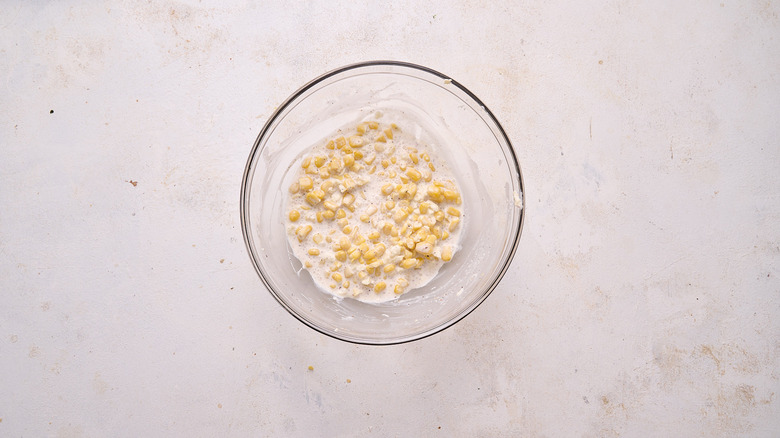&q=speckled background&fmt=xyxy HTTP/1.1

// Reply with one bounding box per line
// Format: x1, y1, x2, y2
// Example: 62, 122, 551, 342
1, 1, 778, 436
